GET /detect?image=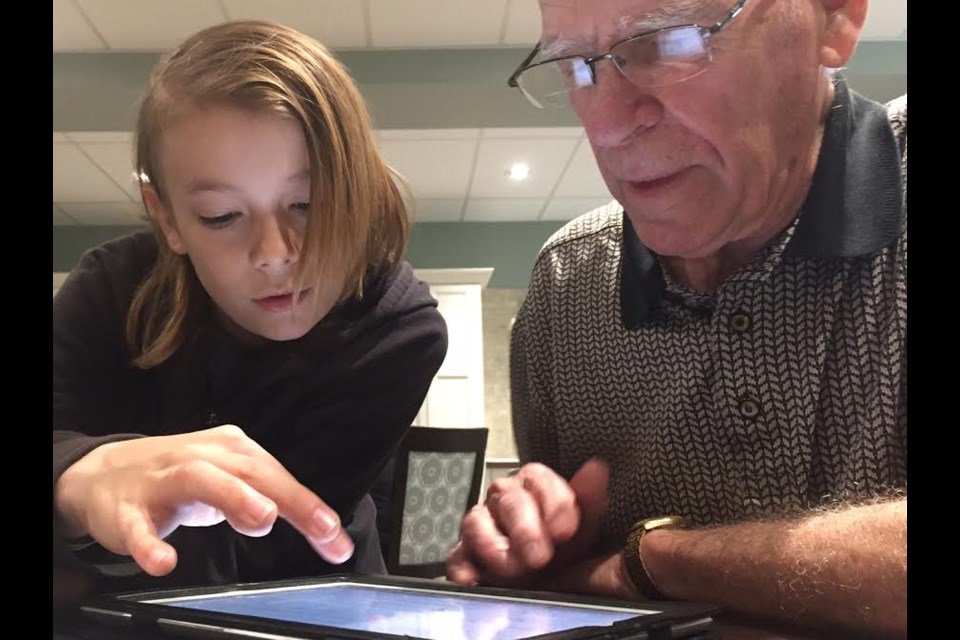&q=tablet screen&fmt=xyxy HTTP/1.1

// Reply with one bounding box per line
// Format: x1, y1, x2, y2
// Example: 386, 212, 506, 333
147, 582, 655, 639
